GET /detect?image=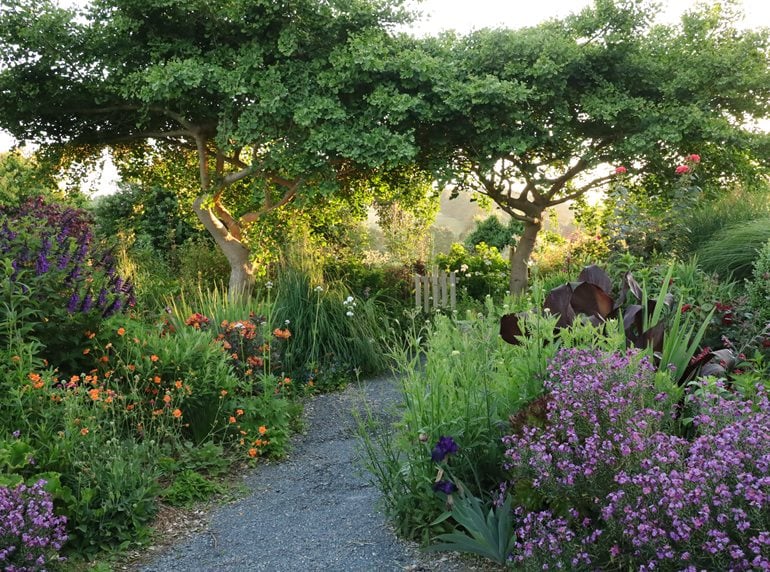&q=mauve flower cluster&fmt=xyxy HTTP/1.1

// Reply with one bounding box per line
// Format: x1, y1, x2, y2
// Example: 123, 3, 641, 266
0, 480, 68, 571
0, 196, 134, 316
502, 348, 770, 570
